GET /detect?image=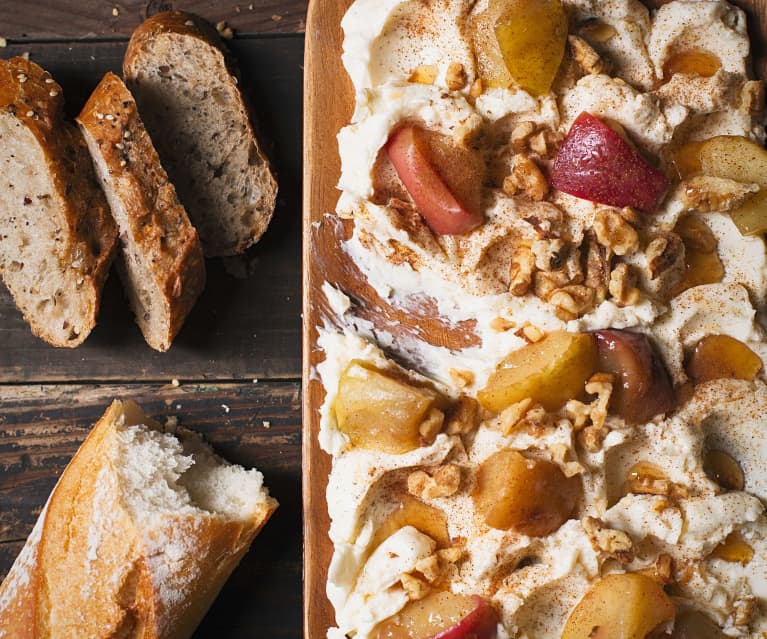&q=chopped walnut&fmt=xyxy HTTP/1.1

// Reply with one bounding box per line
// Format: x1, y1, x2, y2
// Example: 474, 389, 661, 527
583, 233, 610, 304
523, 205, 564, 239
580, 424, 607, 452
567, 373, 613, 431
469, 77, 483, 100
414, 548, 463, 586
642, 553, 674, 585
532, 238, 566, 272
408, 464, 462, 500
505, 154, 549, 201
608, 263, 641, 307
680, 175, 759, 213
618, 206, 644, 228
445, 62, 467, 91
409, 64, 438, 85
549, 285, 595, 321
449, 368, 475, 388
533, 269, 571, 301
515, 323, 545, 343
593, 208, 639, 256
509, 243, 536, 296
569, 34, 610, 75
529, 130, 548, 155
401, 572, 430, 600
582, 516, 634, 563
518, 403, 554, 436
414, 554, 441, 582
646, 232, 684, 280
438, 547, 463, 563
445, 396, 480, 436
496, 397, 534, 435
627, 473, 689, 500
550, 442, 585, 477
511, 121, 537, 151
490, 316, 516, 331
419, 407, 445, 444
741, 80, 765, 114
733, 596, 757, 627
